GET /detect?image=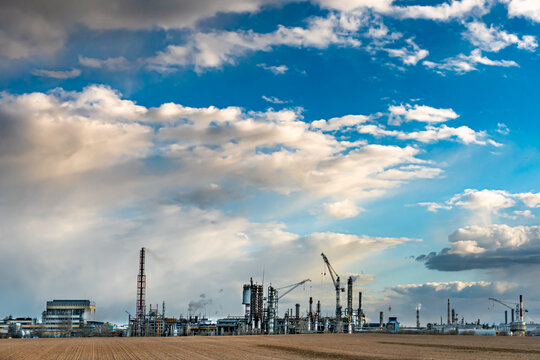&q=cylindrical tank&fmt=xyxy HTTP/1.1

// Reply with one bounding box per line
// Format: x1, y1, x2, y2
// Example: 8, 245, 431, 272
242, 284, 251, 305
